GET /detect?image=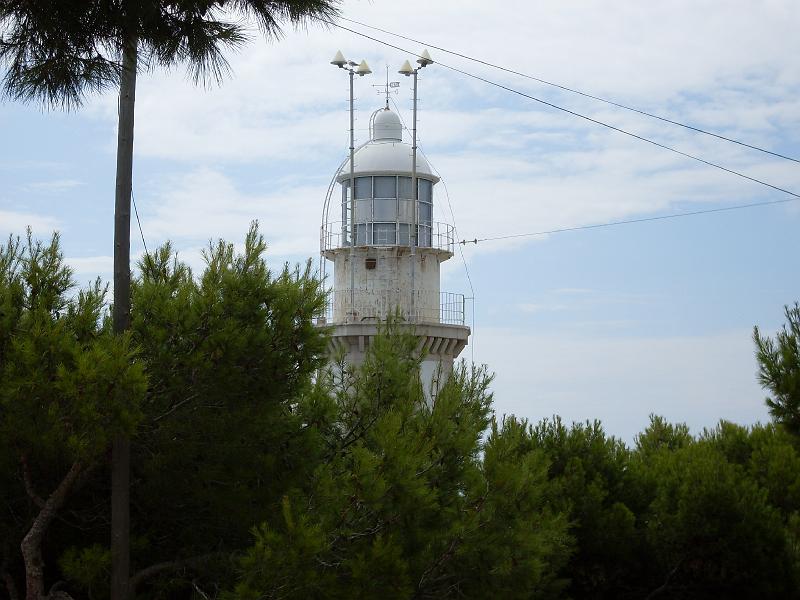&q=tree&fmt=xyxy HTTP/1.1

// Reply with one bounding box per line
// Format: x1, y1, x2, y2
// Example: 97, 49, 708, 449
1, 2, 339, 596
0, 225, 332, 598
642, 441, 795, 598
754, 303, 800, 435
231, 328, 571, 599
125, 224, 330, 596
0, 232, 146, 600
530, 417, 640, 599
